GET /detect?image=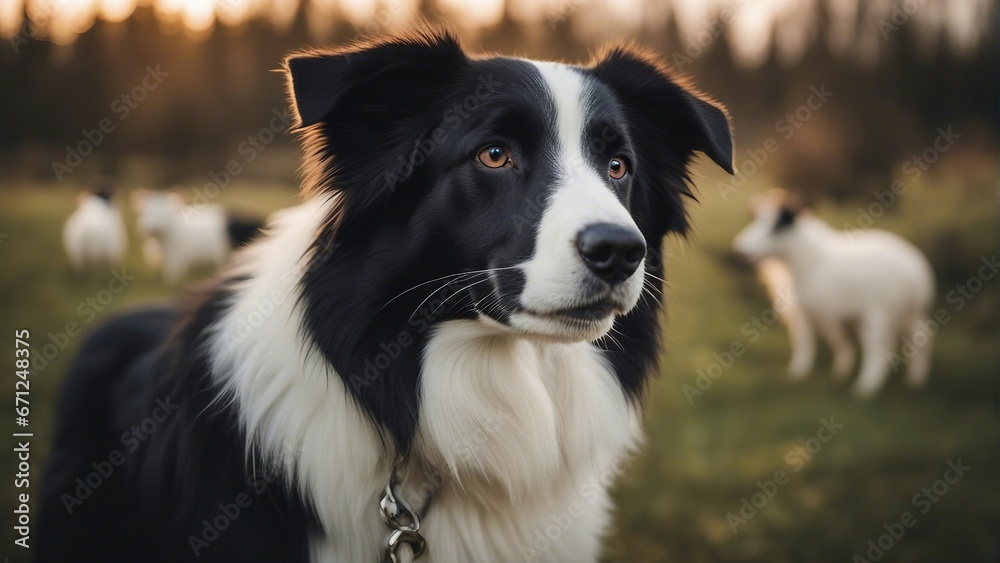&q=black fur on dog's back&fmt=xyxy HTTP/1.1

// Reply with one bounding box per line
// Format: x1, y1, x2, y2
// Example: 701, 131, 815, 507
35, 287, 316, 562
36, 307, 175, 560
